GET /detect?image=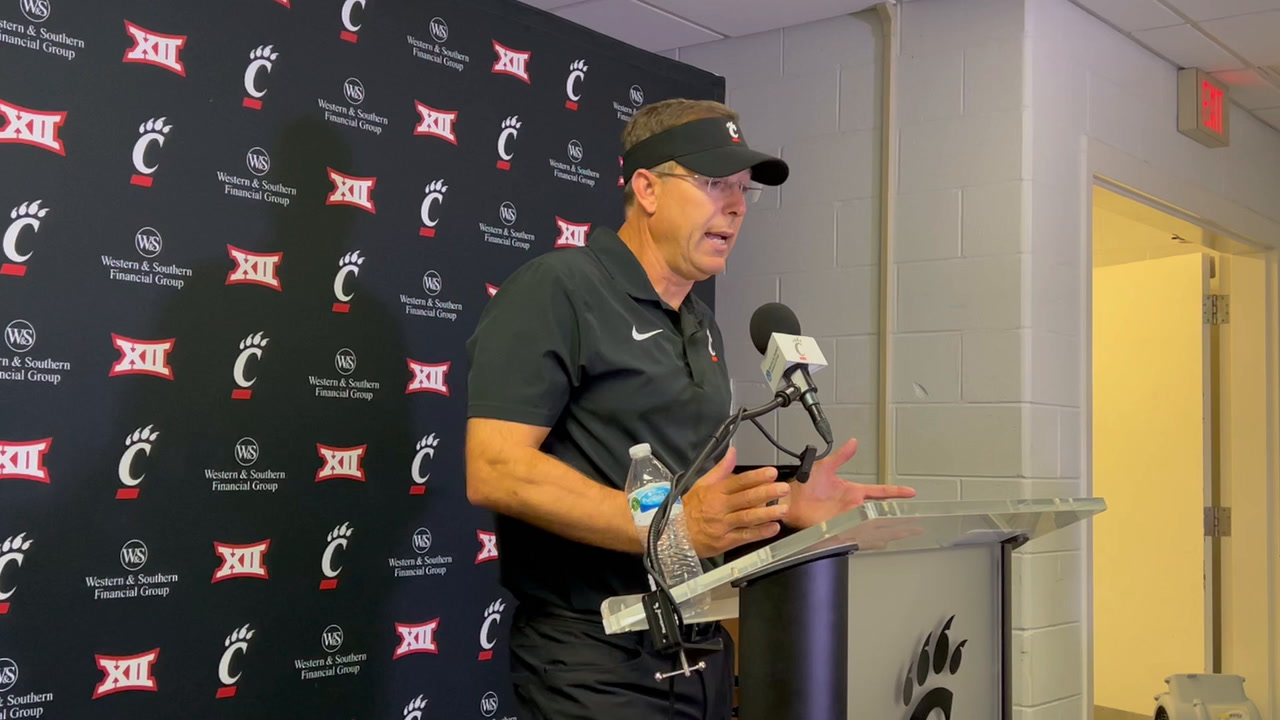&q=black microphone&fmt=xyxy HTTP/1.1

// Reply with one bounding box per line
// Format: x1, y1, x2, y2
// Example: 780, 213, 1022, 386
748, 303, 833, 444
